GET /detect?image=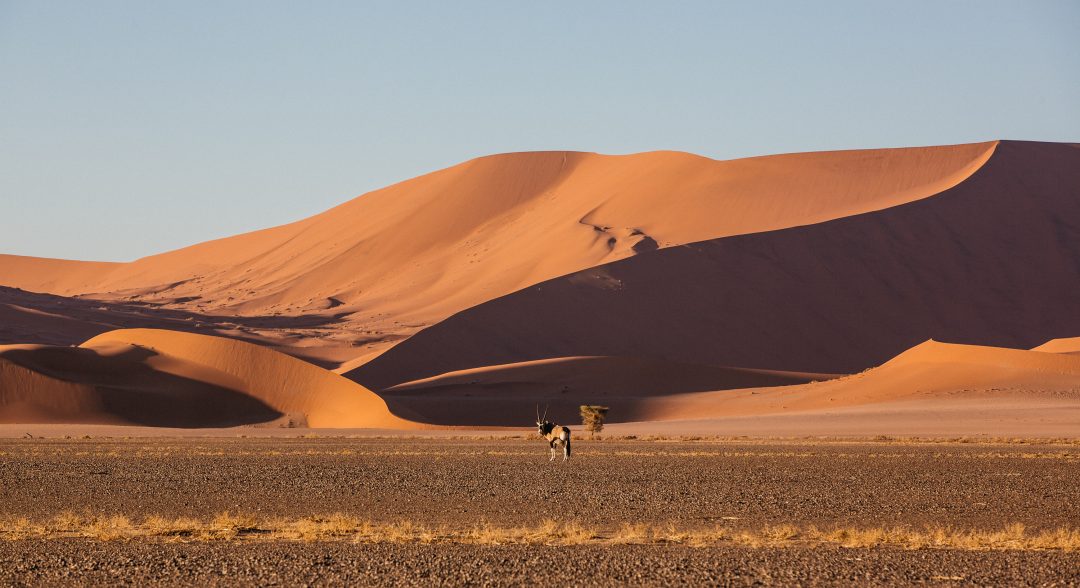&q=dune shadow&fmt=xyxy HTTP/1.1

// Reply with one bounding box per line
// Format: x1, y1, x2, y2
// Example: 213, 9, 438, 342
0, 285, 350, 348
